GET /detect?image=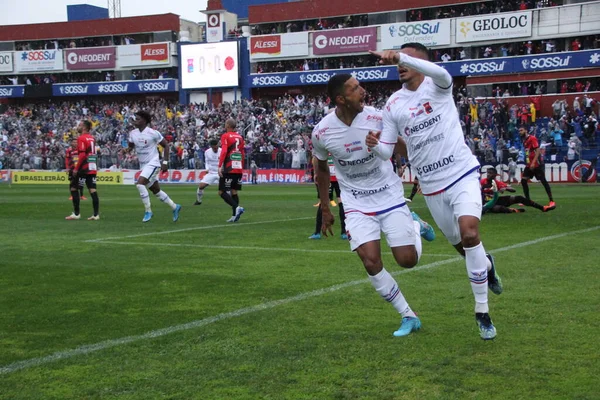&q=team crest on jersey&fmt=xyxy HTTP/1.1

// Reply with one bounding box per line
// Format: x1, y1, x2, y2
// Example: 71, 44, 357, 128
410, 102, 434, 118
